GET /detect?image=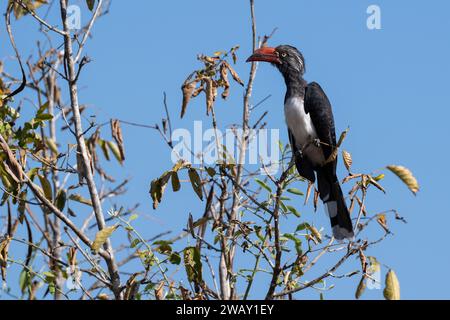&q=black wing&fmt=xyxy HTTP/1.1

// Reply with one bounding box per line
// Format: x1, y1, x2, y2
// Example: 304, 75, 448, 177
304, 82, 337, 162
